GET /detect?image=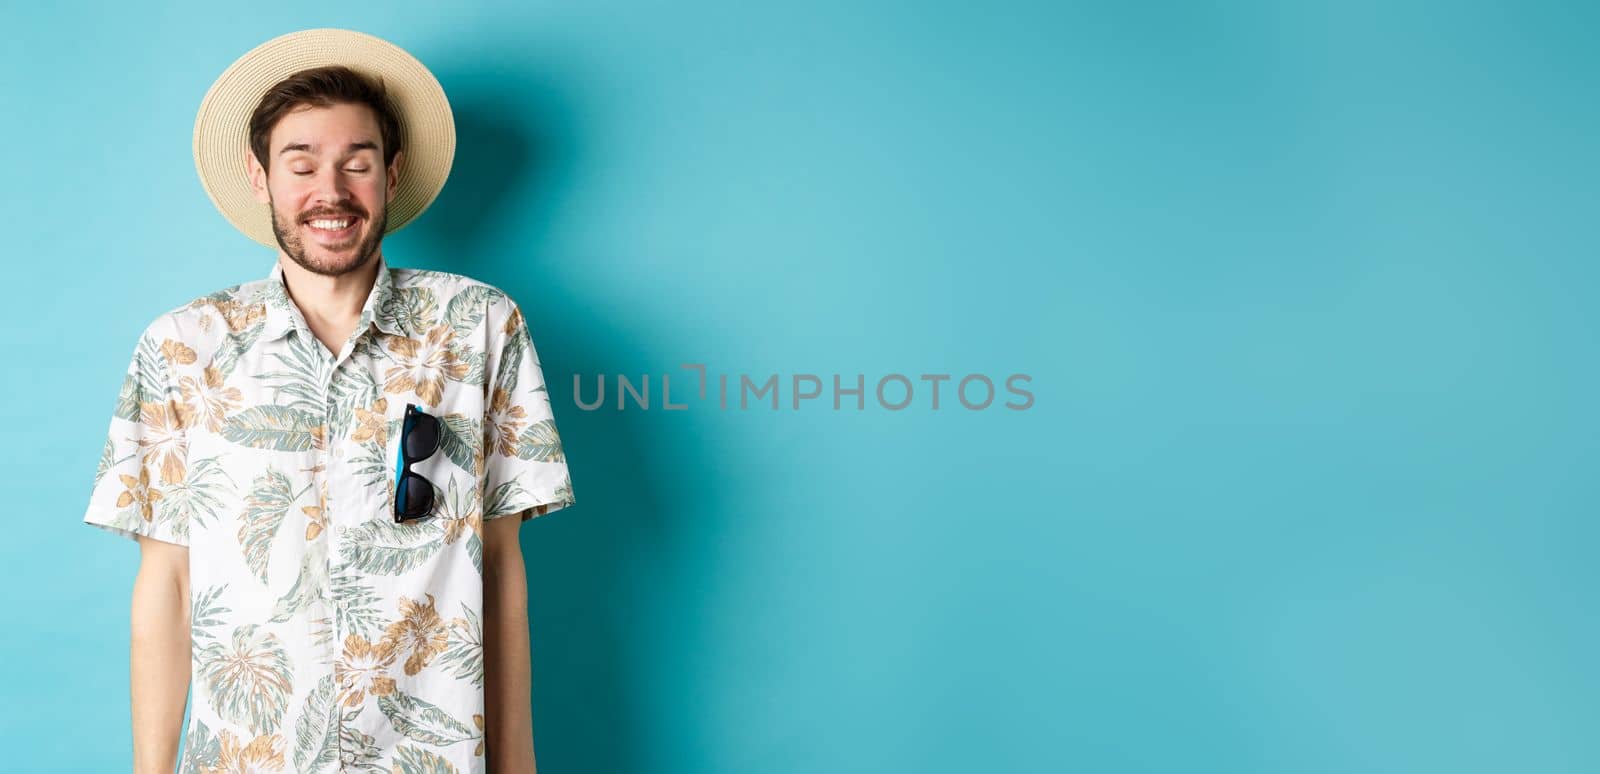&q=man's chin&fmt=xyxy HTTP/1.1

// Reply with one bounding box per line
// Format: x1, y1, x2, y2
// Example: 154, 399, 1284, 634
270, 209, 386, 277
288, 242, 378, 277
